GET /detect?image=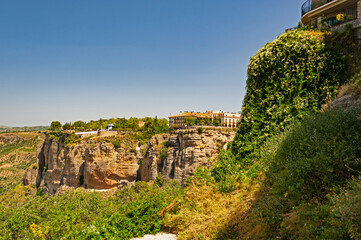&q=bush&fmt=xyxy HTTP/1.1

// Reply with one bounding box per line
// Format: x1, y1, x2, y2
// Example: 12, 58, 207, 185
64, 133, 80, 145
154, 173, 164, 187
113, 140, 121, 148
322, 178, 361, 239
71, 181, 183, 239
229, 108, 361, 239
265, 108, 361, 202
160, 149, 167, 161
0, 187, 110, 239
163, 141, 171, 148
0, 182, 184, 239
211, 150, 239, 192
